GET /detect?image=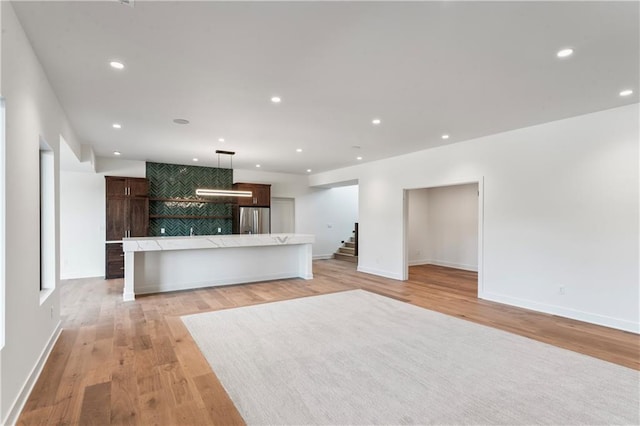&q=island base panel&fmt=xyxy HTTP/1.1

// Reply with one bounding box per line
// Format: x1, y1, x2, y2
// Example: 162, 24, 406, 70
124, 244, 312, 299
